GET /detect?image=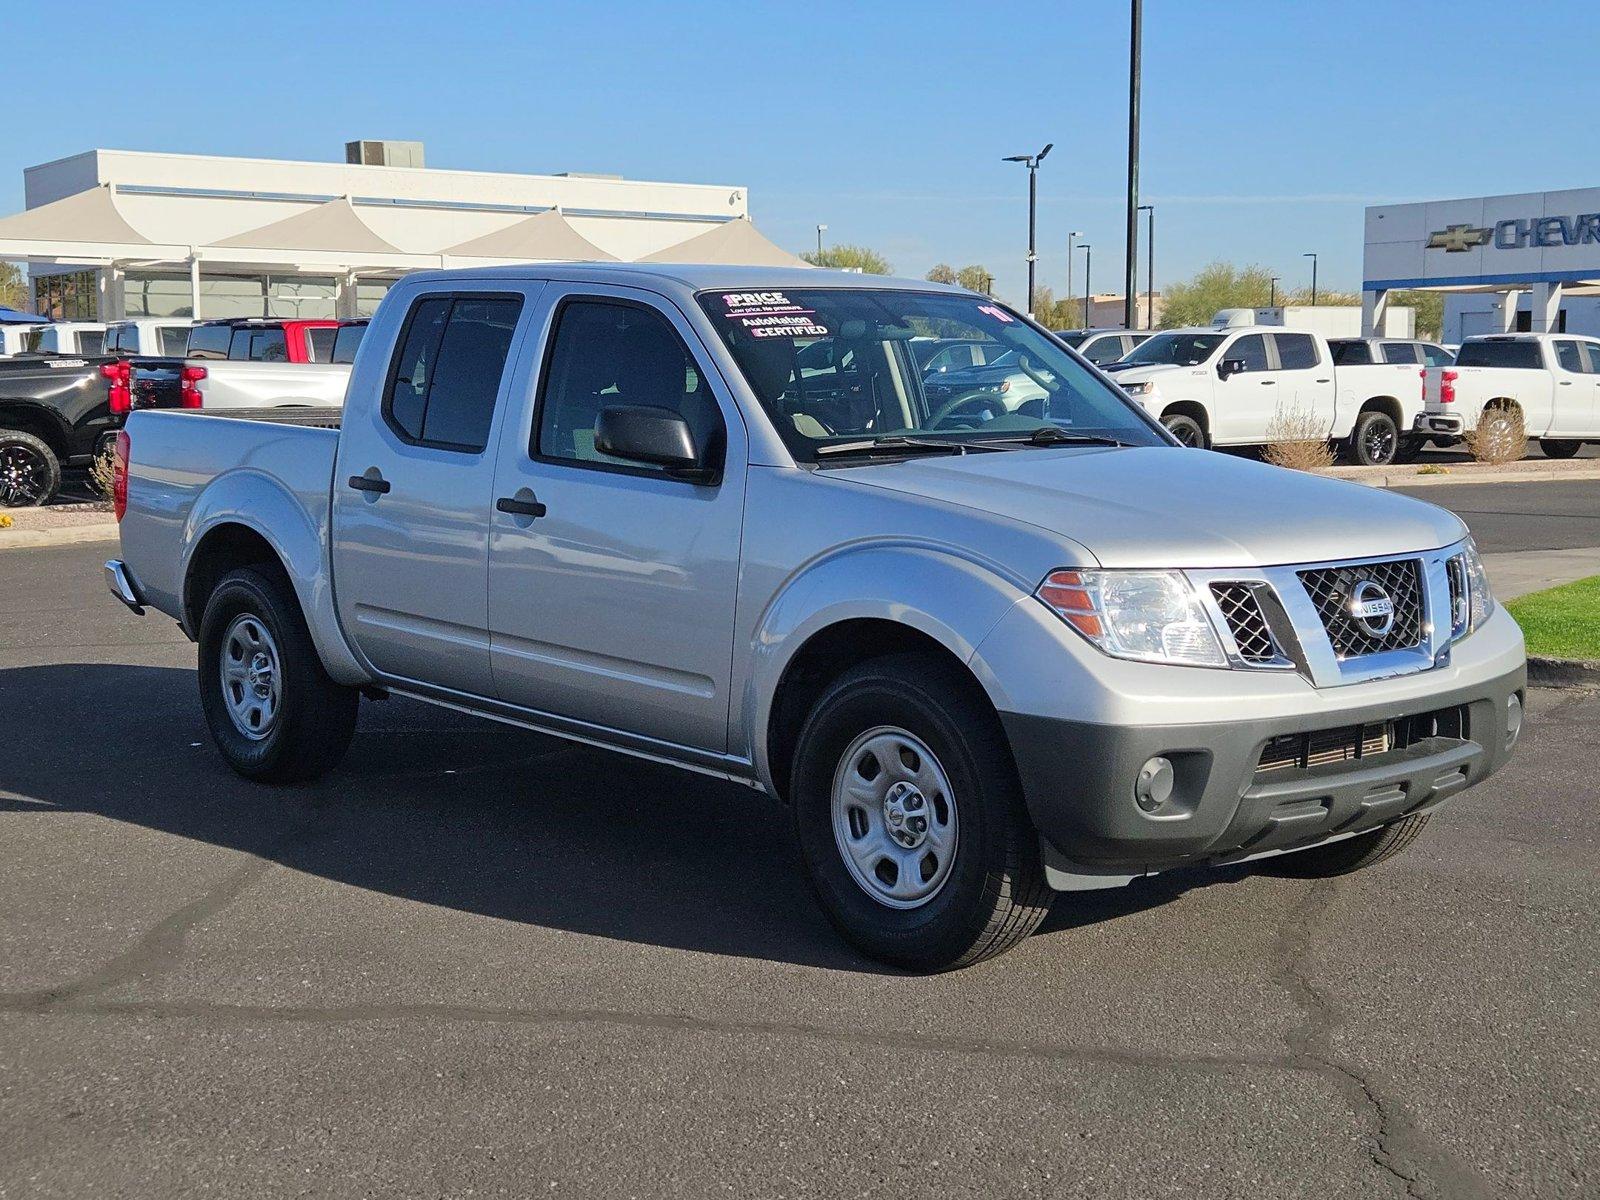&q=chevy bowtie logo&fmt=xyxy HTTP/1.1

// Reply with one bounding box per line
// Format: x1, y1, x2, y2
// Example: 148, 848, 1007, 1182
1426, 224, 1493, 252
